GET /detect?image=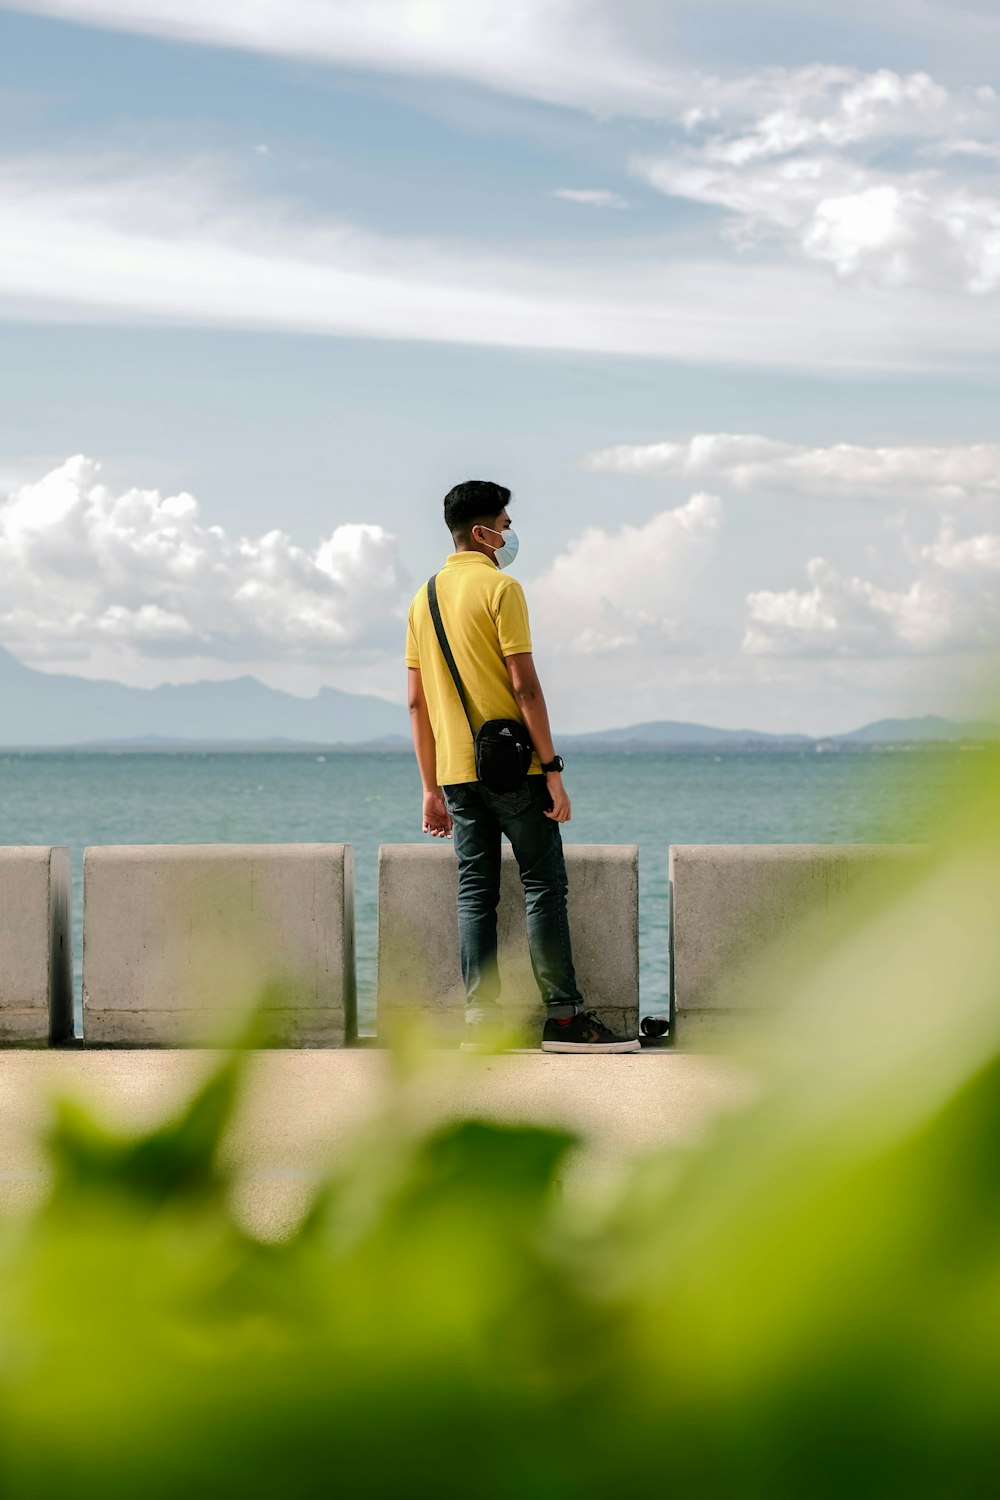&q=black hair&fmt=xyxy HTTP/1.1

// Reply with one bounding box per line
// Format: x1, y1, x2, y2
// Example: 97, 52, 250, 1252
443, 479, 511, 539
